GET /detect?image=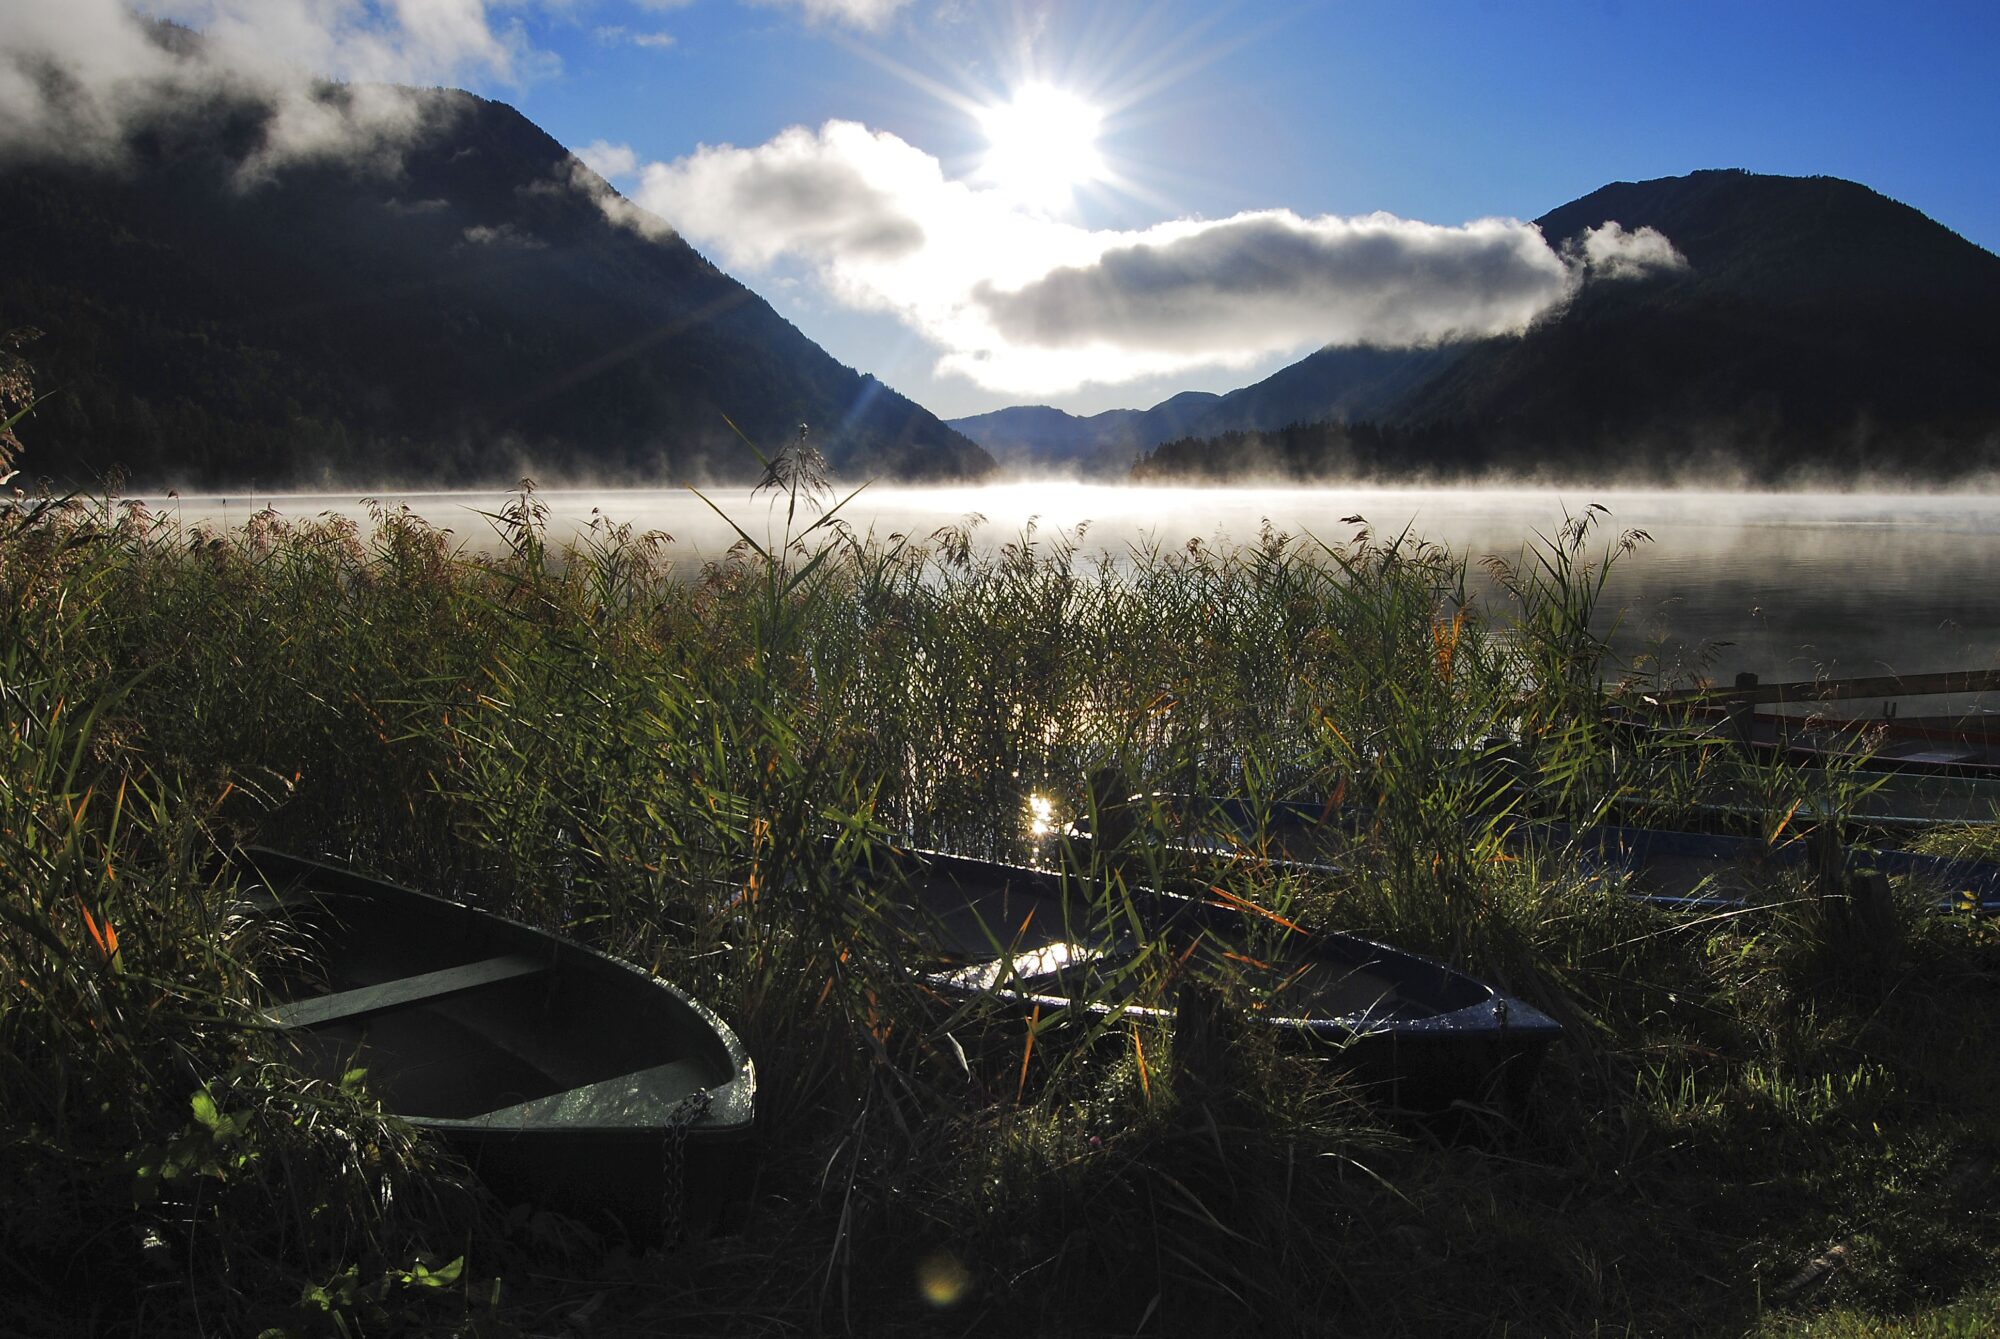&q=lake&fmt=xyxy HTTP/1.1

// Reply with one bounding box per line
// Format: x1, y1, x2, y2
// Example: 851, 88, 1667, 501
155, 482, 2000, 697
